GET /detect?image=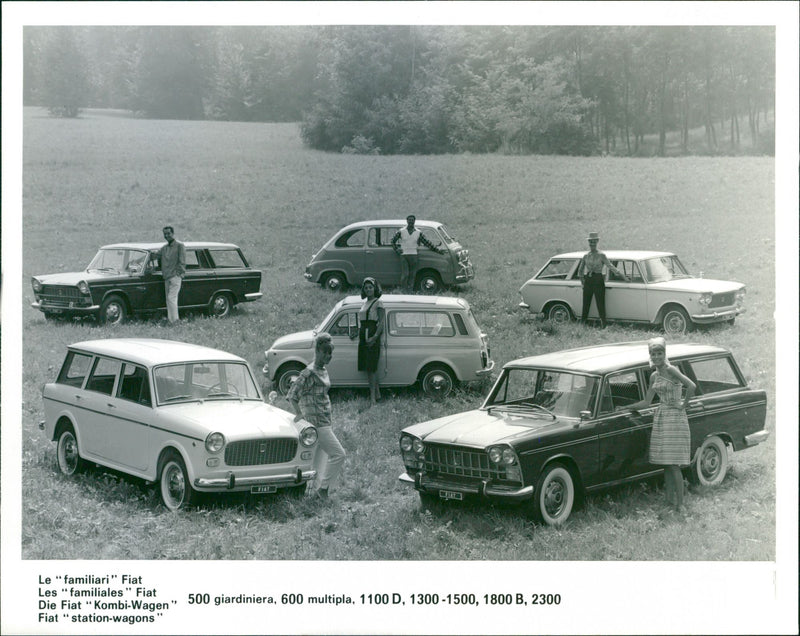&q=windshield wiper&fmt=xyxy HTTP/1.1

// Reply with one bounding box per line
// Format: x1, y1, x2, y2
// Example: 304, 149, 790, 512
488, 402, 557, 419
161, 394, 192, 402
